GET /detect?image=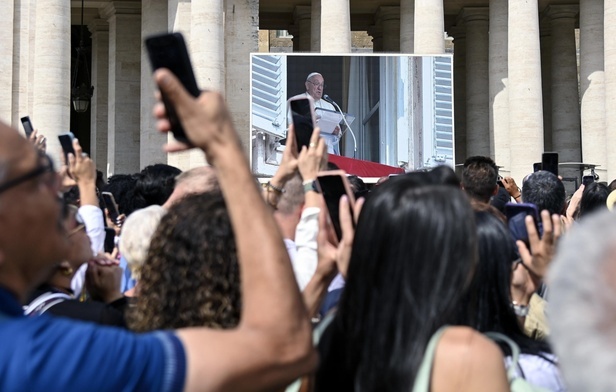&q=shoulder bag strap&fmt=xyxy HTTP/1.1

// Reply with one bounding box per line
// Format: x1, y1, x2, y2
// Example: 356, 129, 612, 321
23, 292, 72, 316
484, 331, 521, 382
412, 326, 449, 392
